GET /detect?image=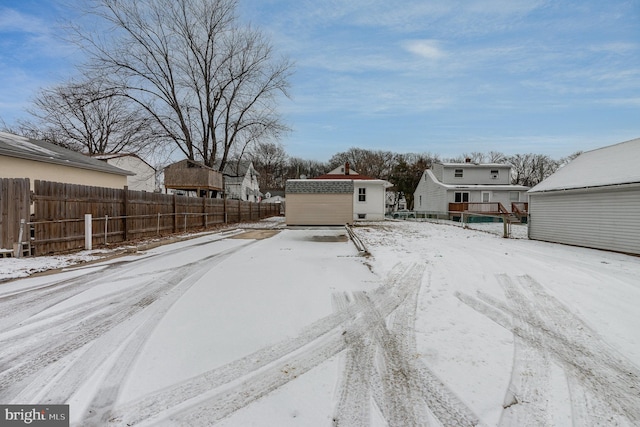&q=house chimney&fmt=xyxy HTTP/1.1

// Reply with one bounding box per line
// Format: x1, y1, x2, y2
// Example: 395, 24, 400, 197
465, 158, 471, 163
345, 162, 350, 175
